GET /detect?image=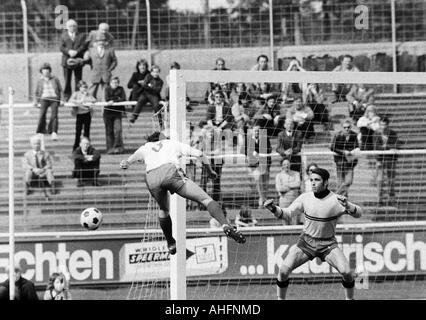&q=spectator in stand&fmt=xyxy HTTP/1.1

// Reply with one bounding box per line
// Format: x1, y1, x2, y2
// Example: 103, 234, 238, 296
346, 83, 375, 122
87, 22, 114, 48
129, 65, 164, 129
104, 76, 126, 154
127, 59, 150, 102
34, 62, 63, 141
0, 264, 39, 300
281, 58, 308, 103
301, 162, 319, 193
253, 95, 281, 137
246, 125, 272, 208
251, 82, 274, 116
69, 81, 96, 151
231, 92, 252, 129
164, 62, 191, 111
72, 136, 101, 187
306, 83, 331, 131
43, 272, 72, 300
373, 116, 399, 206
331, 54, 360, 102
330, 119, 360, 198
275, 158, 301, 224
206, 90, 234, 131
206, 58, 232, 99
235, 206, 258, 227
286, 95, 315, 139
59, 19, 88, 101
230, 82, 249, 105
23, 134, 56, 196
86, 32, 118, 100
357, 104, 381, 150
276, 118, 303, 173
250, 54, 273, 92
